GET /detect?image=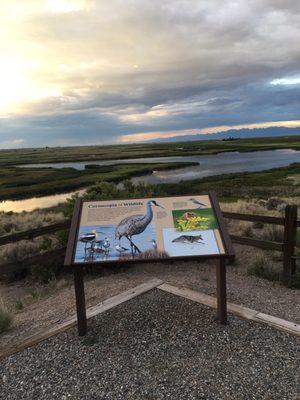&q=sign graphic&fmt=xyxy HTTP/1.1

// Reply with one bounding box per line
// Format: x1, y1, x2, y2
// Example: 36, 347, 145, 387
73, 195, 226, 264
